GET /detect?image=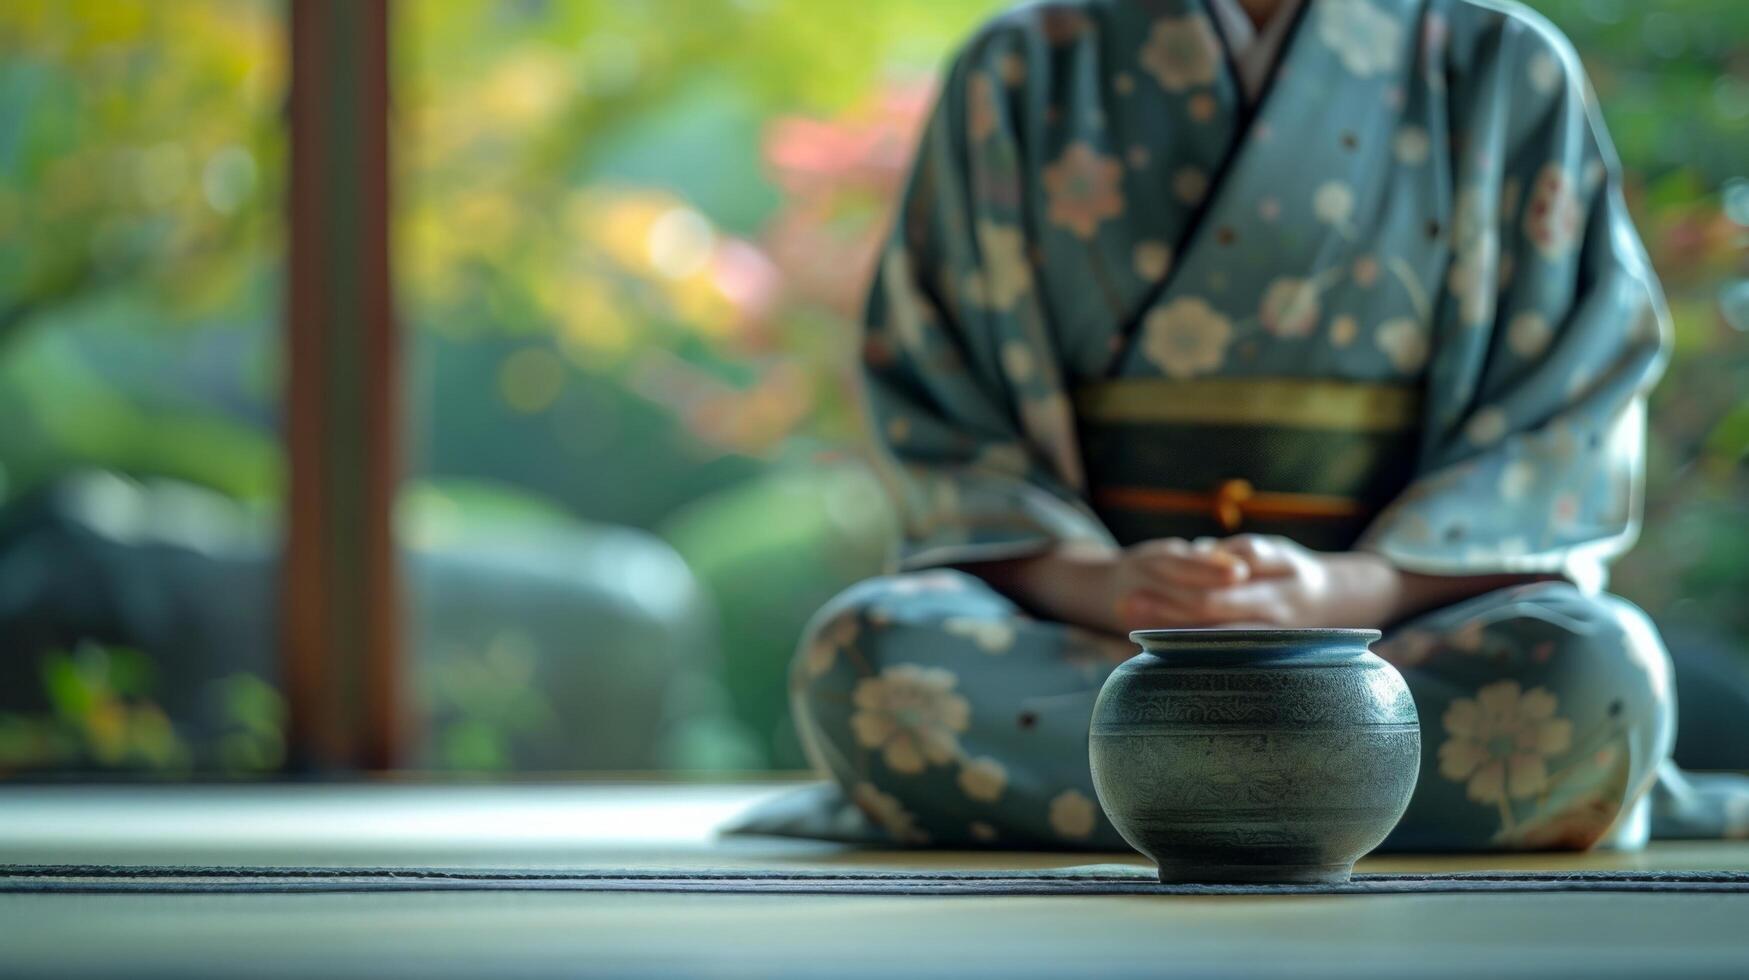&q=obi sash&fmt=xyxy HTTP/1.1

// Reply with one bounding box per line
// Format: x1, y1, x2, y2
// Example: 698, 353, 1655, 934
1075, 377, 1423, 551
